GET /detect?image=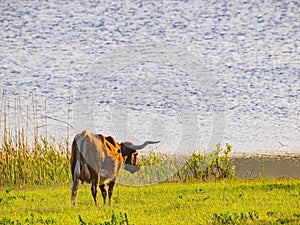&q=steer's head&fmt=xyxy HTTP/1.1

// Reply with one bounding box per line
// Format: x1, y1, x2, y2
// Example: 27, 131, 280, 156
121, 141, 160, 174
